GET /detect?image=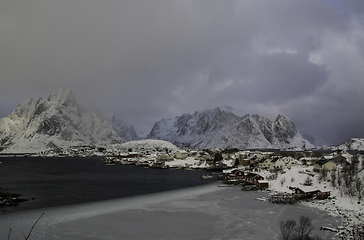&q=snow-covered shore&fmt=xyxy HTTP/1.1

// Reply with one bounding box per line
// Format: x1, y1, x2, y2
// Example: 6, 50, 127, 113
259, 165, 364, 239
